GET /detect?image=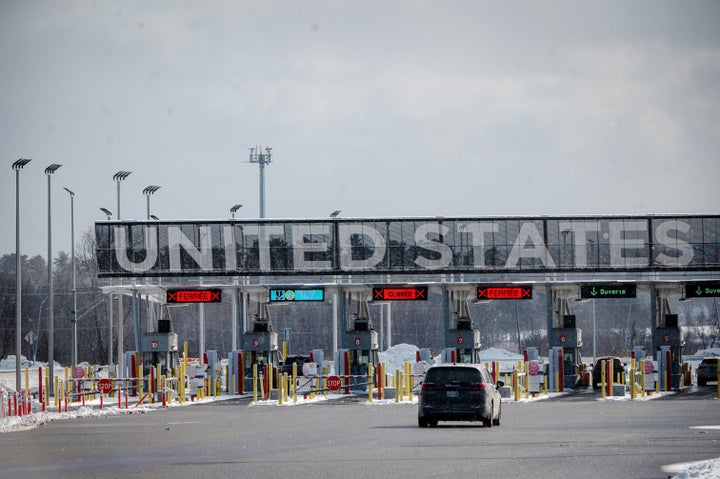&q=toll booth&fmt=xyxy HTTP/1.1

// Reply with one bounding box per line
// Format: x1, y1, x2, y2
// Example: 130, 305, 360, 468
241, 300, 279, 389
140, 319, 179, 377
652, 289, 684, 390
548, 289, 583, 389
444, 289, 482, 363
341, 291, 379, 384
